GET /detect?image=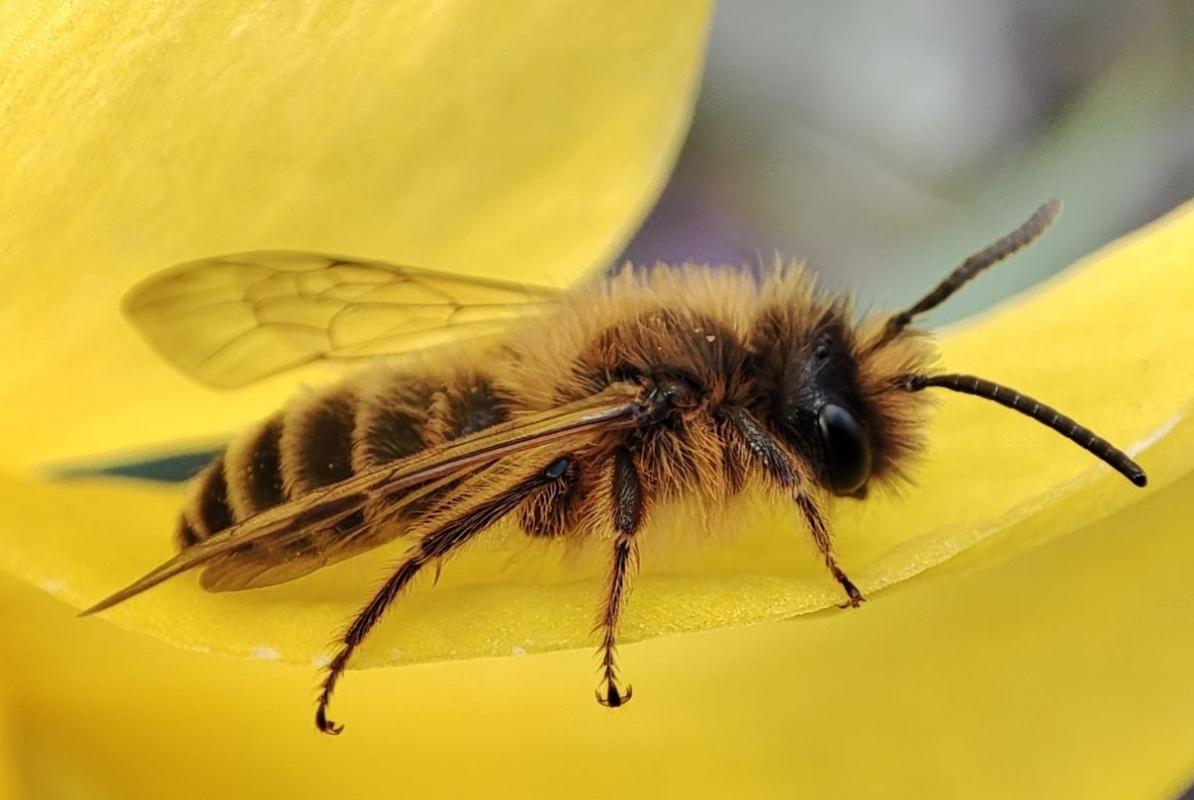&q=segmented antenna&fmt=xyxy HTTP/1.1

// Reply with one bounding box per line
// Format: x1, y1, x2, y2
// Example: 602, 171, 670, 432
878, 199, 1062, 346
904, 373, 1146, 487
